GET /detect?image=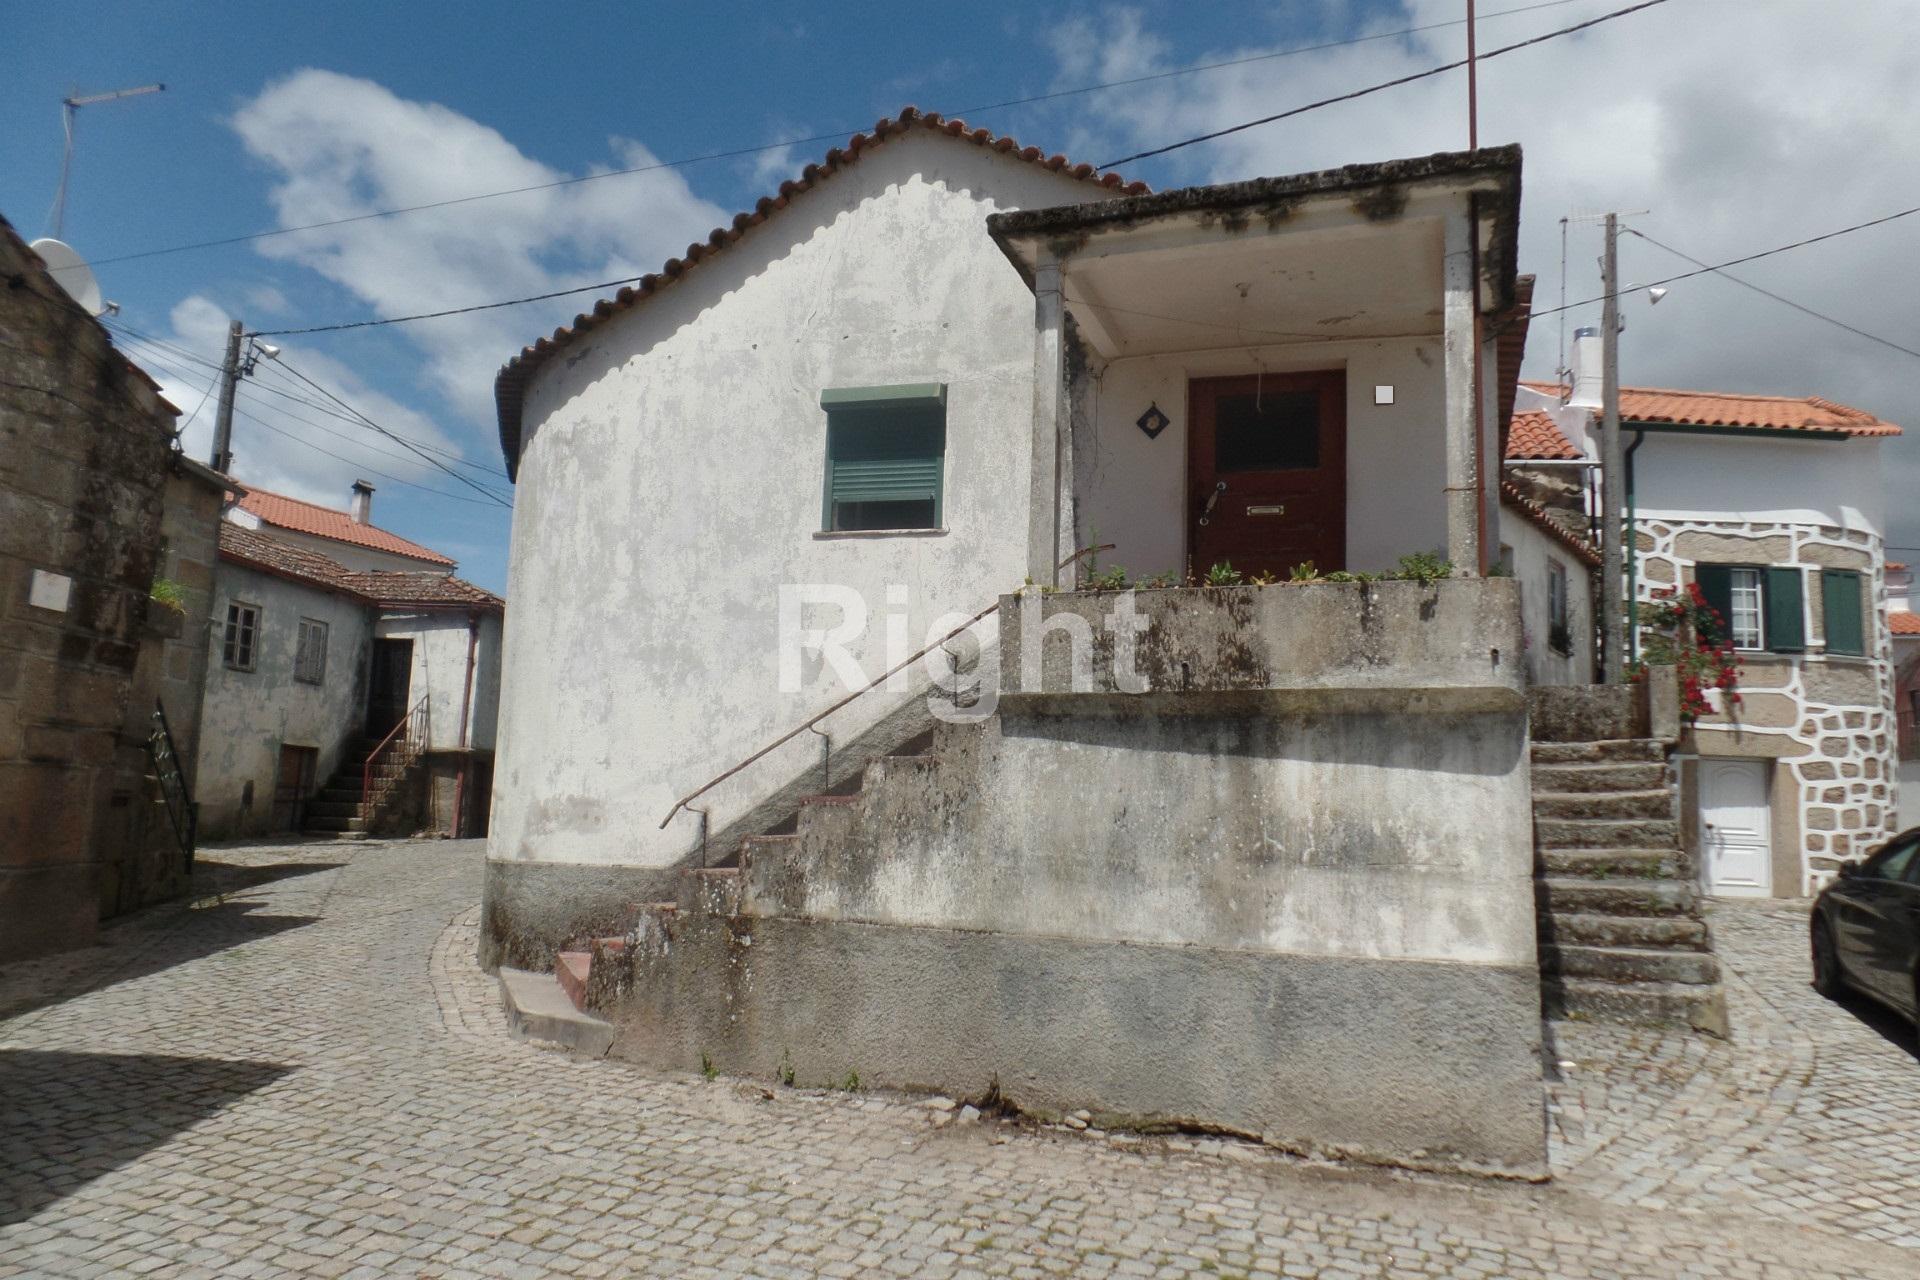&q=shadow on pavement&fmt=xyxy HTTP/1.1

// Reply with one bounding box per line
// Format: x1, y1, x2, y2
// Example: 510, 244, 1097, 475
192, 856, 346, 895
1832, 987, 1920, 1062
0, 1049, 290, 1226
